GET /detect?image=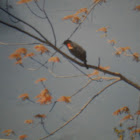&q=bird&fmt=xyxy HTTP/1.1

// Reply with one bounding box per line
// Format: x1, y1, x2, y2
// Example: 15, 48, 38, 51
63, 40, 89, 69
